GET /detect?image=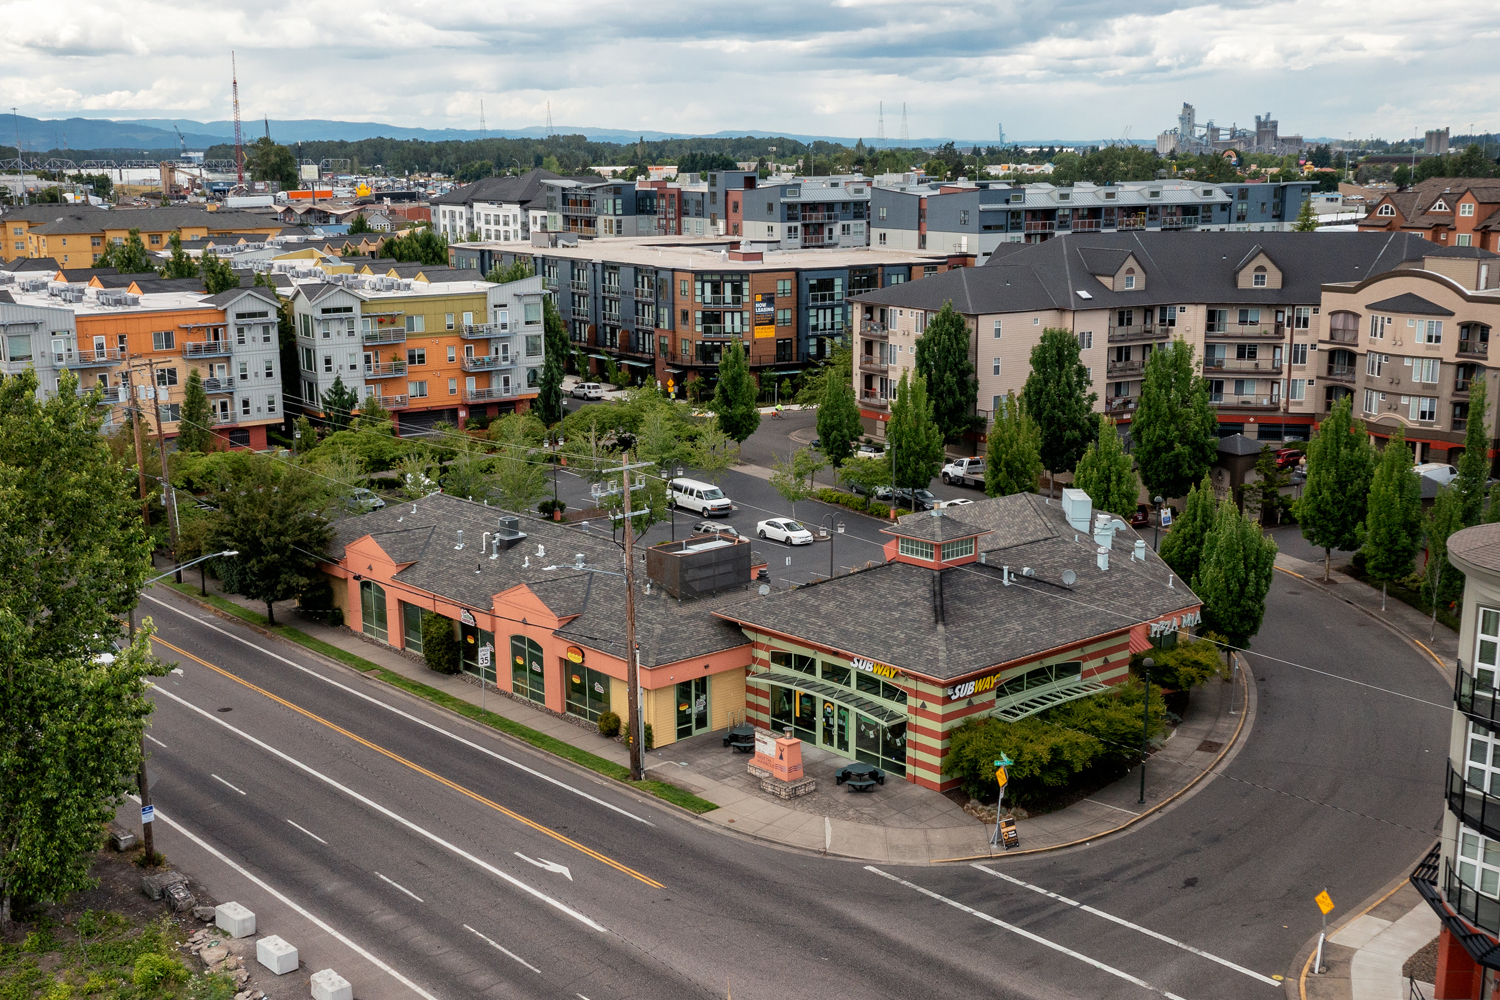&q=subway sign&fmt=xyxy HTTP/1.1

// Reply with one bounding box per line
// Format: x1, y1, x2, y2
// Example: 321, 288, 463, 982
1149, 610, 1202, 638
852, 656, 900, 679
945, 672, 1003, 701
